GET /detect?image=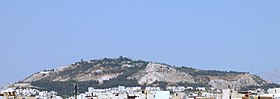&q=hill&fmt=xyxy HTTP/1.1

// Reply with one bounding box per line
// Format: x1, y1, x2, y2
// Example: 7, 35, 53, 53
13, 57, 275, 97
